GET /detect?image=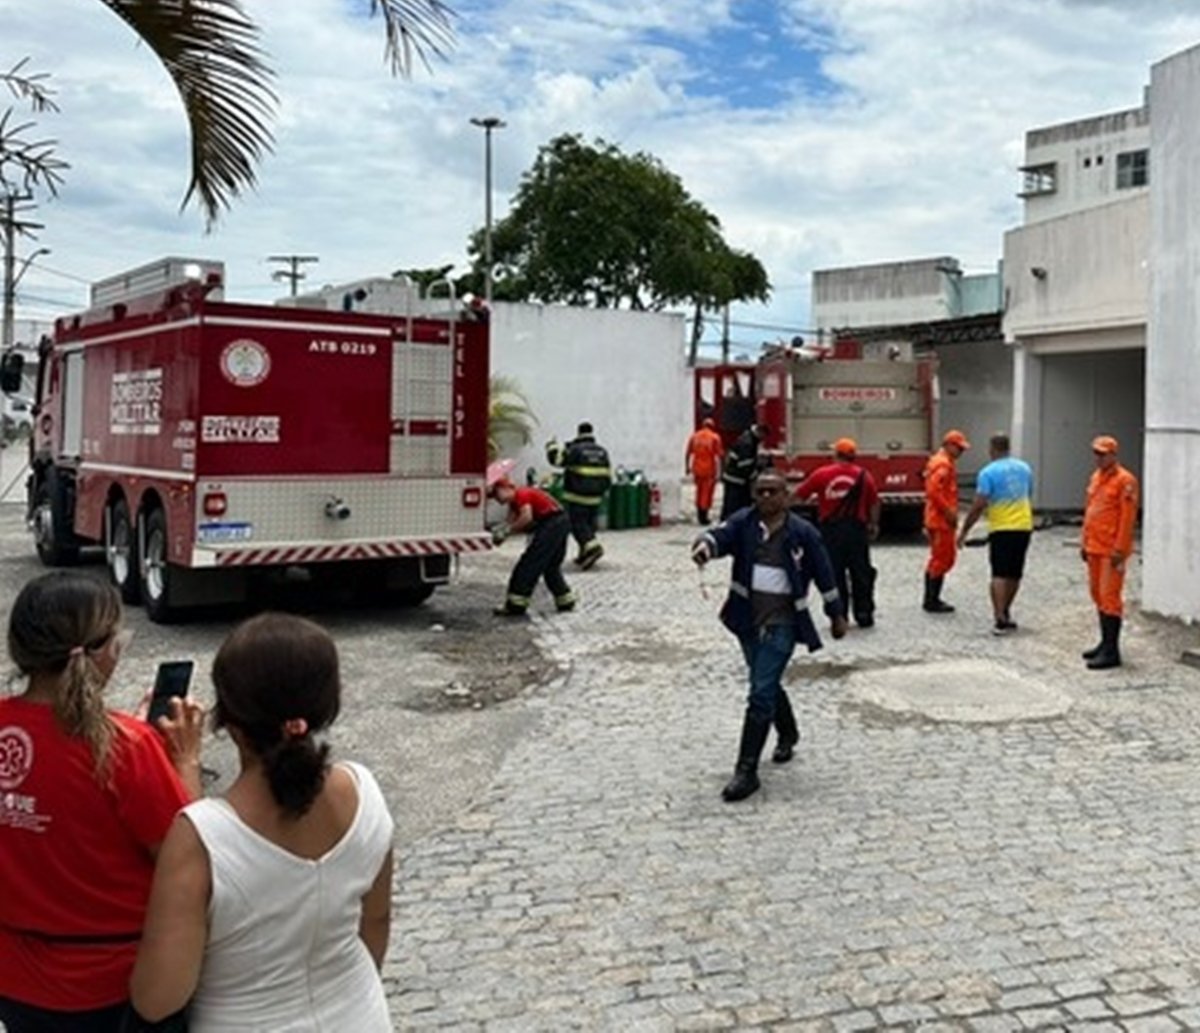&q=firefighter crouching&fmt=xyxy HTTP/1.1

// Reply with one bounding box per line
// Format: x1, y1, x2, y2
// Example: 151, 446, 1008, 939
489, 478, 576, 617
1080, 435, 1139, 670
546, 421, 613, 570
